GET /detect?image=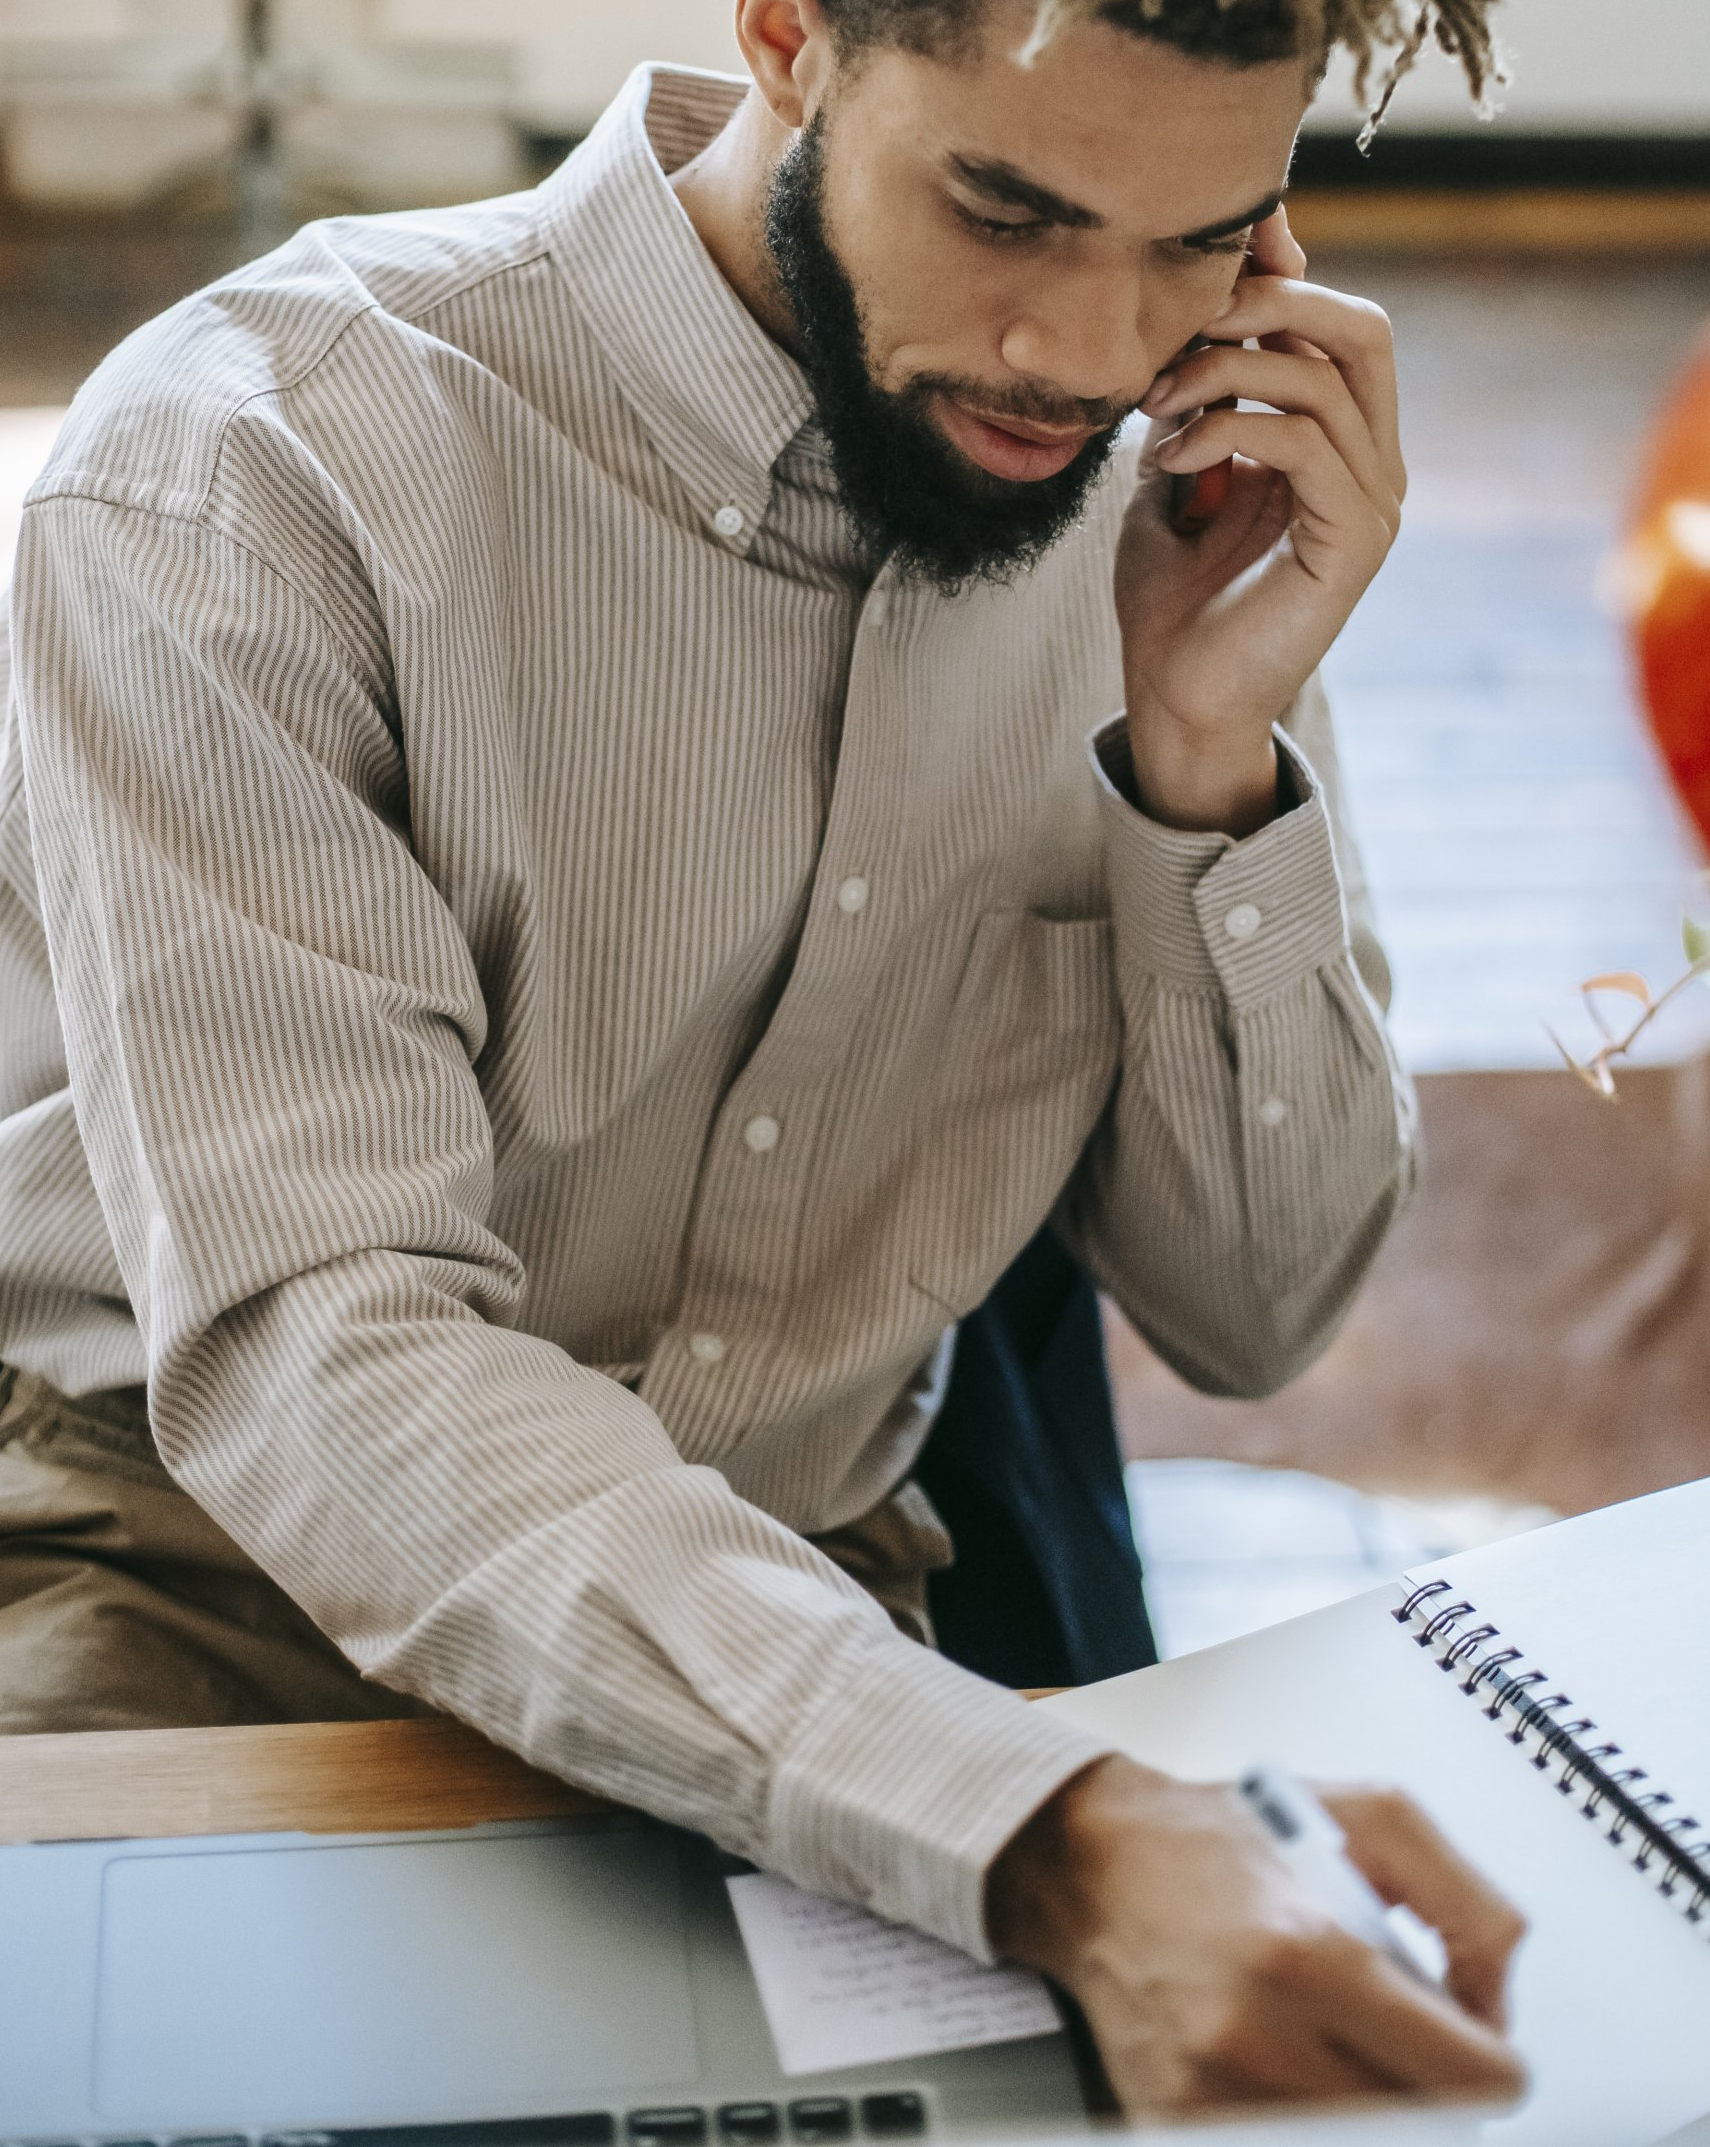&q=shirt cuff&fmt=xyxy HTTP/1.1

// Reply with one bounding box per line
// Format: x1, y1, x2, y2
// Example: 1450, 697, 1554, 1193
1089, 715, 1351, 1012
768, 1630, 1115, 1962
